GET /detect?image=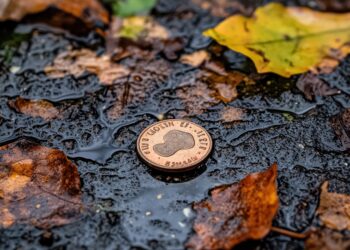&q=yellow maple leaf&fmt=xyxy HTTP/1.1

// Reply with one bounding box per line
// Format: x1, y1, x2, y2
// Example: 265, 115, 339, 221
203, 3, 350, 77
